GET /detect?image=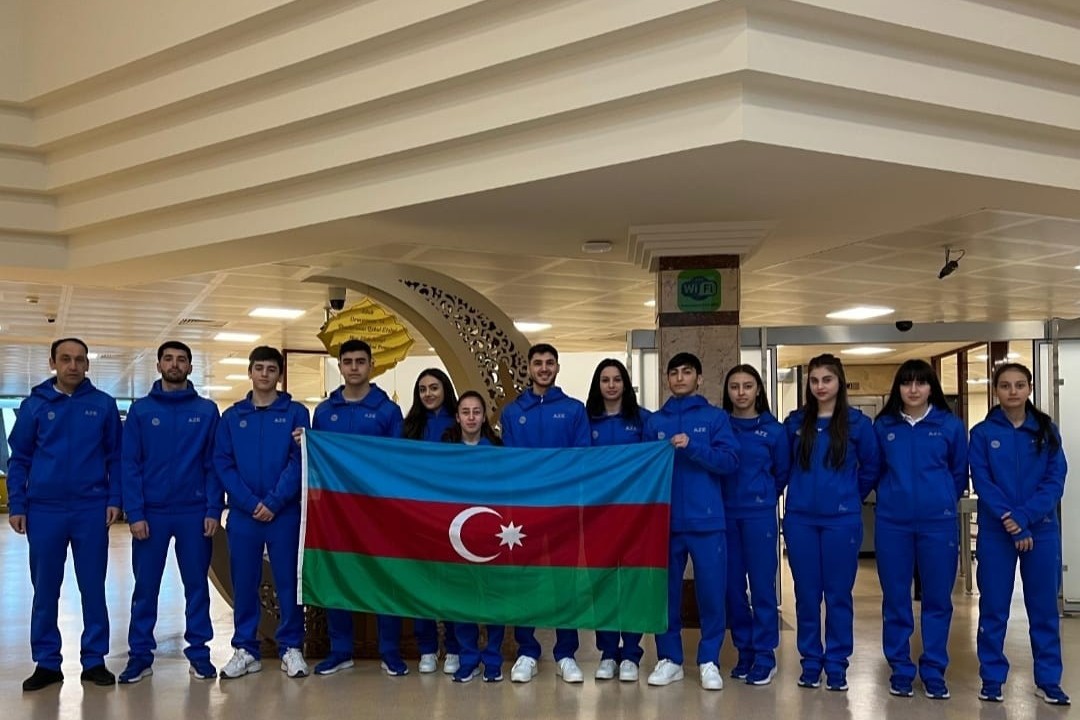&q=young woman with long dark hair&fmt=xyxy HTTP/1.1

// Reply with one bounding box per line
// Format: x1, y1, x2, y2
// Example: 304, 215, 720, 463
970, 363, 1069, 705
783, 353, 881, 692
721, 364, 789, 686
442, 391, 506, 683
585, 359, 650, 683
873, 360, 967, 699
402, 368, 460, 675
